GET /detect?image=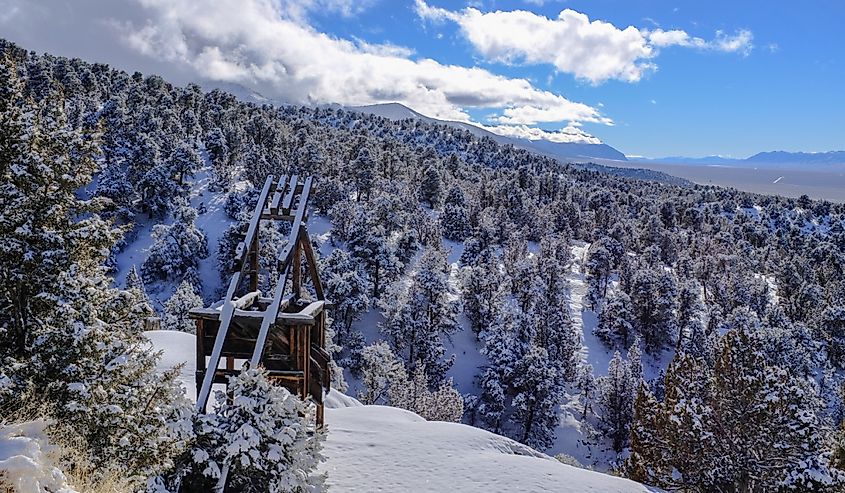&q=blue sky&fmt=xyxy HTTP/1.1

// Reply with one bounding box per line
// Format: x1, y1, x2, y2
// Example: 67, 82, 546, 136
1, 0, 842, 157
310, 0, 844, 157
